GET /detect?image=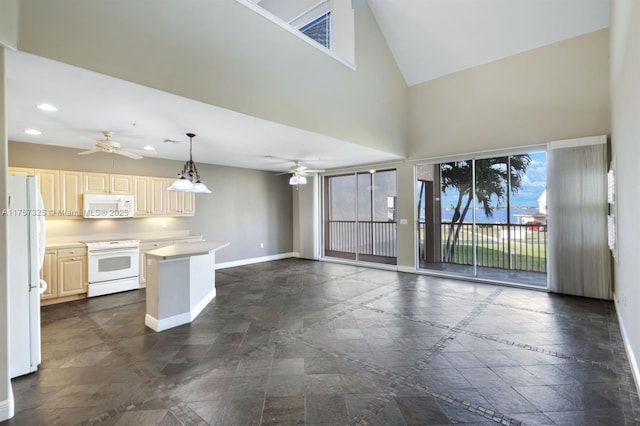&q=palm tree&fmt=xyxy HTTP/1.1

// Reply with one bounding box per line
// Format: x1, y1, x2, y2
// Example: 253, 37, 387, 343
441, 155, 531, 262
